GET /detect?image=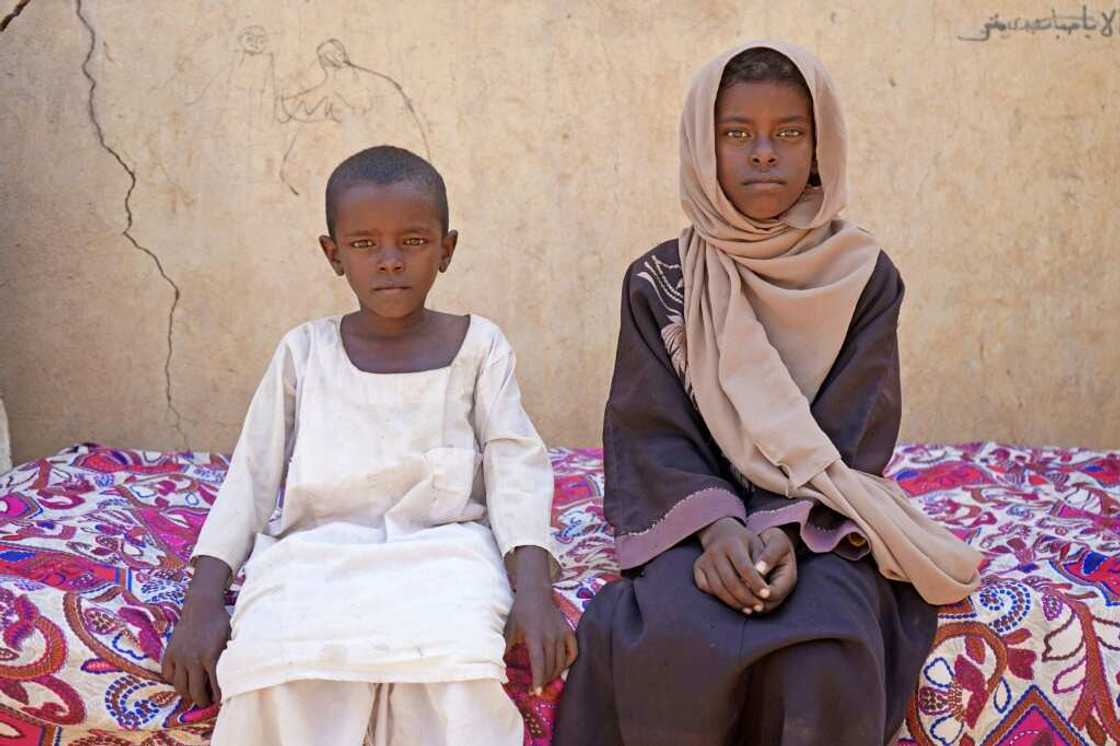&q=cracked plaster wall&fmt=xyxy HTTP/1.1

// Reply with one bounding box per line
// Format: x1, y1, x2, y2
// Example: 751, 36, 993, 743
1, 1, 1118, 463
